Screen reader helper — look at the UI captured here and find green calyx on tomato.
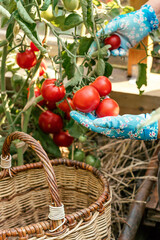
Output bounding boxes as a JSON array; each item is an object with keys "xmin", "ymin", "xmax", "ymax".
[
  {"xmin": 69, "ymin": 149, "xmax": 85, "ymax": 162},
  {"xmin": 62, "ymin": 0, "xmax": 80, "ymax": 11},
  {"xmin": 41, "ymin": 78, "xmax": 66, "ymax": 103}
]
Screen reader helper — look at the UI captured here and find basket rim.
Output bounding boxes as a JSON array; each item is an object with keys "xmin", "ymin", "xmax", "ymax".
[{"xmin": 0, "ymin": 158, "xmax": 111, "ymax": 239}]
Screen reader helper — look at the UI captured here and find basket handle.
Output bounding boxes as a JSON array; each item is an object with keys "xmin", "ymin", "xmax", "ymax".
[{"xmin": 1, "ymin": 131, "xmax": 62, "ymax": 207}]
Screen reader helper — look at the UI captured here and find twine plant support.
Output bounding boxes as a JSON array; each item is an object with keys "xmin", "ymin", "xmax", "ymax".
[{"xmin": 0, "ymin": 131, "xmax": 111, "ymax": 240}]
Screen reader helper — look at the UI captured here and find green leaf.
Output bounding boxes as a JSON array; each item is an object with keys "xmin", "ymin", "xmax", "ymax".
[
  {"xmin": 51, "ymin": 15, "xmax": 70, "ymax": 31},
  {"xmin": 108, "ymin": 8, "xmax": 120, "ymax": 19},
  {"xmin": 62, "ymin": 42, "xmax": 79, "ymax": 79},
  {"xmin": 91, "ymin": 45, "xmax": 111, "ymax": 58},
  {"xmin": 13, "ymin": 11, "xmax": 47, "ymax": 53},
  {"xmin": 6, "ymin": 17, "xmax": 15, "ymax": 45},
  {"xmin": 136, "ymin": 63, "xmax": 147, "ymax": 94},
  {"xmin": 64, "ymin": 13, "xmax": 83, "ymax": 28},
  {"xmin": 33, "ymin": 129, "xmax": 61, "ymax": 157},
  {"xmin": 17, "ymin": 0, "xmax": 35, "ymax": 24},
  {"xmin": 78, "ymin": 37, "xmax": 93, "ymax": 55},
  {"xmin": 80, "ymin": 0, "xmax": 93, "ymax": 33},
  {"xmin": 52, "ymin": 0, "xmax": 58, "ymax": 15},
  {"xmin": 104, "ymin": 62, "xmax": 113, "ymax": 77},
  {"xmin": 95, "ymin": 58, "xmax": 105, "ymax": 76},
  {"xmin": 40, "ymin": 0, "xmax": 51, "ymax": 11},
  {"xmin": 65, "ymin": 65, "xmax": 83, "ymax": 88},
  {"xmin": 69, "ymin": 122, "xmax": 88, "ymax": 138},
  {"xmin": 0, "ymin": 5, "xmax": 10, "ymax": 18}
]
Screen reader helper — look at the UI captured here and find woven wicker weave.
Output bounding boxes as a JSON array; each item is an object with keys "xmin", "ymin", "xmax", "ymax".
[{"xmin": 0, "ymin": 131, "xmax": 111, "ymax": 240}]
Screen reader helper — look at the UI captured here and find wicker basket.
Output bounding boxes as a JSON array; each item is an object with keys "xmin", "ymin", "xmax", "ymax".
[{"xmin": 0, "ymin": 131, "xmax": 111, "ymax": 240}]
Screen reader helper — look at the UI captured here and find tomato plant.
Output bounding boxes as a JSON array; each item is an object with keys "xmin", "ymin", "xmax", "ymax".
[
  {"xmin": 96, "ymin": 98, "xmax": 120, "ymax": 117},
  {"xmin": 0, "ymin": 0, "xmax": 135, "ymax": 166},
  {"xmin": 41, "ymin": 79, "xmax": 66, "ymax": 102},
  {"xmin": 53, "ymin": 131, "xmax": 74, "ymax": 147},
  {"xmin": 16, "ymin": 49, "xmax": 37, "ymax": 69},
  {"xmin": 91, "ymin": 76, "xmax": 112, "ymax": 96},
  {"xmin": 104, "ymin": 34, "xmax": 121, "ymax": 50},
  {"xmin": 58, "ymin": 98, "xmax": 75, "ymax": 113},
  {"xmin": 73, "ymin": 86, "xmax": 100, "ymax": 113},
  {"xmin": 39, "ymin": 110, "xmax": 63, "ymax": 133}
]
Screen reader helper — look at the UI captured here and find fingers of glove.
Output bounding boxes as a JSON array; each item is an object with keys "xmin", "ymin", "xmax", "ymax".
[
  {"xmin": 70, "ymin": 111, "xmax": 109, "ymax": 133},
  {"xmin": 86, "ymin": 113, "xmax": 97, "ymax": 120},
  {"xmin": 93, "ymin": 116, "xmax": 123, "ymax": 129}
]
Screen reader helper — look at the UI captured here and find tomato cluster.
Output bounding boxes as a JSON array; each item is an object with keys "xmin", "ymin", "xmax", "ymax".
[
  {"xmin": 16, "ymin": 42, "xmax": 47, "ymax": 77},
  {"xmin": 28, "ymin": 78, "xmax": 75, "ymax": 147},
  {"xmin": 73, "ymin": 76, "xmax": 120, "ymax": 117}
]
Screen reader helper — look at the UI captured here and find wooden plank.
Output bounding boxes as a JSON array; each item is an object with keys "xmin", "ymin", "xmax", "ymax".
[
  {"xmin": 130, "ymin": 0, "xmax": 147, "ymax": 9},
  {"xmin": 110, "ymin": 91, "xmax": 160, "ymax": 115}
]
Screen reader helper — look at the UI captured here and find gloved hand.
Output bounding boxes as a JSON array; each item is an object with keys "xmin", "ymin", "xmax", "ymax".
[
  {"xmin": 88, "ymin": 4, "xmax": 159, "ymax": 57},
  {"xmin": 70, "ymin": 111, "xmax": 158, "ymax": 140}
]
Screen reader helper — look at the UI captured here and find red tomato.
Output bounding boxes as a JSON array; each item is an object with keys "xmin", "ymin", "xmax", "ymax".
[
  {"xmin": 96, "ymin": 98, "xmax": 120, "ymax": 117},
  {"xmin": 27, "ymin": 86, "xmax": 45, "ymax": 106},
  {"xmin": 16, "ymin": 49, "xmax": 37, "ymax": 69},
  {"xmin": 41, "ymin": 79, "xmax": 66, "ymax": 103},
  {"xmin": 73, "ymin": 86, "xmax": 100, "ymax": 113},
  {"xmin": 91, "ymin": 76, "xmax": 112, "ymax": 96},
  {"xmin": 58, "ymin": 98, "xmax": 75, "ymax": 113},
  {"xmin": 30, "ymin": 42, "xmax": 40, "ymax": 52},
  {"xmin": 104, "ymin": 34, "xmax": 121, "ymax": 50},
  {"xmin": 45, "ymin": 101, "xmax": 57, "ymax": 110},
  {"xmin": 39, "ymin": 60, "xmax": 47, "ymax": 76},
  {"xmin": 39, "ymin": 110, "xmax": 63, "ymax": 134},
  {"xmin": 53, "ymin": 131, "xmax": 74, "ymax": 147}
]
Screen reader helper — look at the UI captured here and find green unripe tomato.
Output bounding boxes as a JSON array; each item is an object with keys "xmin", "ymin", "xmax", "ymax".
[
  {"xmin": 74, "ymin": 149, "xmax": 85, "ymax": 162},
  {"xmin": 78, "ymin": 135, "xmax": 87, "ymax": 143},
  {"xmin": 40, "ymin": 5, "xmax": 55, "ymax": 21},
  {"xmin": 62, "ymin": 0, "xmax": 80, "ymax": 11},
  {"xmin": 69, "ymin": 149, "xmax": 85, "ymax": 162},
  {"xmin": 85, "ymin": 155, "xmax": 96, "ymax": 167}
]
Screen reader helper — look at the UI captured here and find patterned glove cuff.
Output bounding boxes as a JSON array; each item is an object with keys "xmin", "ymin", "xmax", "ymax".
[
  {"xmin": 141, "ymin": 4, "xmax": 159, "ymax": 31},
  {"xmin": 143, "ymin": 114, "xmax": 158, "ymax": 140}
]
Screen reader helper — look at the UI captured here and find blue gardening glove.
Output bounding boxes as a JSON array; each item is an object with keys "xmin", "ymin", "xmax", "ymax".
[
  {"xmin": 88, "ymin": 4, "xmax": 159, "ymax": 57},
  {"xmin": 70, "ymin": 111, "xmax": 158, "ymax": 140}
]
